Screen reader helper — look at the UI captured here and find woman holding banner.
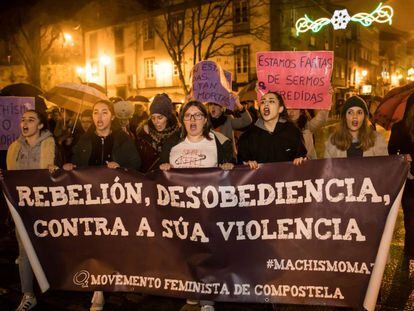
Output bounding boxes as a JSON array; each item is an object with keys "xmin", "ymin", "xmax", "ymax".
[
  {"xmin": 159, "ymin": 100, "xmax": 235, "ymax": 170},
  {"xmin": 324, "ymin": 96, "xmax": 387, "ymax": 158},
  {"xmin": 6, "ymin": 109, "xmax": 56, "ymax": 311},
  {"xmin": 237, "ymin": 91, "xmax": 307, "ymax": 168},
  {"xmin": 159, "ymin": 100, "xmax": 234, "ymax": 311},
  {"xmin": 388, "ymin": 92, "xmax": 414, "ymax": 259},
  {"xmin": 63, "ymin": 99, "xmax": 140, "ymax": 311}
]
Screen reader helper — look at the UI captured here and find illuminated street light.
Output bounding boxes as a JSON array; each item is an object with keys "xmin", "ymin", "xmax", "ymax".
[
  {"xmin": 361, "ymin": 70, "xmax": 368, "ymax": 78},
  {"xmin": 63, "ymin": 32, "xmax": 74, "ymax": 46},
  {"xmin": 76, "ymin": 66, "xmax": 84, "ymax": 76},
  {"xmin": 99, "ymin": 54, "xmax": 111, "ymax": 95},
  {"xmin": 154, "ymin": 61, "xmax": 173, "ymax": 87}
]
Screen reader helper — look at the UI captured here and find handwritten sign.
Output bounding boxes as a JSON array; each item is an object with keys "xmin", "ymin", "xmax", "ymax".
[
  {"xmin": 0, "ymin": 96, "xmax": 35, "ymax": 150},
  {"xmin": 256, "ymin": 51, "xmax": 333, "ymax": 109},
  {"xmin": 191, "ymin": 61, "xmax": 236, "ymax": 110}
]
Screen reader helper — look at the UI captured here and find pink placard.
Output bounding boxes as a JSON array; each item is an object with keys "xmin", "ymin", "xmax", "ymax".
[{"xmin": 256, "ymin": 51, "xmax": 333, "ymax": 109}]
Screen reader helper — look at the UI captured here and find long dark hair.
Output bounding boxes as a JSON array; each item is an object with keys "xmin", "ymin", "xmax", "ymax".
[
  {"xmin": 260, "ymin": 91, "xmax": 288, "ymax": 120},
  {"xmin": 330, "ymin": 108, "xmax": 376, "ymax": 151},
  {"xmin": 179, "ymin": 100, "xmax": 212, "ymax": 140}
]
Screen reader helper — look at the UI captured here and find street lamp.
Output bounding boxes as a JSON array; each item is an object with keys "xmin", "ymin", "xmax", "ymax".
[
  {"xmin": 63, "ymin": 33, "xmax": 74, "ymax": 46},
  {"xmin": 99, "ymin": 54, "xmax": 111, "ymax": 95}
]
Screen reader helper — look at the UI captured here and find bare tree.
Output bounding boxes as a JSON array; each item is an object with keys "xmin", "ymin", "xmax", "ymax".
[
  {"xmin": 0, "ymin": 0, "xmax": 83, "ymax": 87},
  {"xmin": 153, "ymin": 0, "xmax": 269, "ymax": 94}
]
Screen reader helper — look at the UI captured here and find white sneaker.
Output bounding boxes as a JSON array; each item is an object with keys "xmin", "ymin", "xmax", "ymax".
[
  {"xmin": 15, "ymin": 294, "xmax": 37, "ymax": 311},
  {"xmin": 200, "ymin": 305, "xmax": 215, "ymax": 311},
  {"xmin": 90, "ymin": 291, "xmax": 105, "ymax": 311}
]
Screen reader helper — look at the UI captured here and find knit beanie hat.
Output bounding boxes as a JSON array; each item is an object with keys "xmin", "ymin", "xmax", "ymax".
[
  {"xmin": 341, "ymin": 96, "xmax": 368, "ymax": 115},
  {"xmin": 150, "ymin": 93, "xmax": 174, "ymax": 119}
]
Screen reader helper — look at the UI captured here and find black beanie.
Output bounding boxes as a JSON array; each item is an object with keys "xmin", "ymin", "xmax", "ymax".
[
  {"xmin": 341, "ymin": 96, "xmax": 368, "ymax": 115},
  {"xmin": 150, "ymin": 93, "xmax": 174, "ymax": 119}
]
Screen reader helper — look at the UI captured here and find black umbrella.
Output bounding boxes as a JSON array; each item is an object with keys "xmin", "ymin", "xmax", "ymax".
[
  {"xmin": 127, "ymin": 95, "xmax": 150, "ymax": 103},
  {"xmin": 0, "ymin": 83, "xmax": 46, "ymax": 114}
]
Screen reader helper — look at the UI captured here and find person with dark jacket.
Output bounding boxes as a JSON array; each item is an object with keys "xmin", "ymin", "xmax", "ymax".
[
  {"xmin": 64, "ymin": 101, "xmax": 140, "ymax": 170},
  {"xmin": 237, "ymin": 91, "xmax": 307, "ymax": 168},
  {"xmin": 63, "ymin": 99, "xmax": 140, "ymax": 311},
  {"xmin": 136, "ymin": 93, "xmax": 180, "ymax": 172},
  {"xmin": 388, "ymin": 92, "xmax": 414, "ymax": 259}
]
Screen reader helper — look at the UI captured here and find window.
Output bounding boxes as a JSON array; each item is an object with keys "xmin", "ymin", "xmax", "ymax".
[
  {"xmin": 91, "ymin": 60, "xmax": 99, "ymax": 77},
  {"xmin": 143, "ymin": 20, "xmax": 154, "ymax": 41},
  {"xmin": 290, "ymin": 8, "xmax": 297, "ymax": 27},
  {"xmin": 233, "ymin": 0, "xmax": 249, "ymax": 24},
  {"xmin": 144, "ymin": 58, "xmax": 155, "ymax": 79},
  {"xmin": 89, "ymin": 33, "xmax": 98, "ymax": 59},
  {"xmin": 310, "ymin": 36, "xmax": 316, "ymax": 47},
  {"xmin": 116, "ymin": 56, "xmax": 125, "ymax": 74},
  {"xmin": 114, "ymin": 27, "xmax": 124, "ymax": 54},
  {"xmin": 234, "ymin": 45, "xmax": 249, "ymax": 83}
]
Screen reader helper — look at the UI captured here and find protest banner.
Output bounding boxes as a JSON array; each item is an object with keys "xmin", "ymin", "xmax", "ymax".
[
  {"xmin": 0, "ymin": 97, "xmax": 35, "ymax": 150},
  {"xmin": 256, "ymin": 51, "xmax": 334, "ymax": 109},
  {"xmin": 0, "ymin": 156, "xmax": 408, "ymax": 310},
  {"xmin": 191, "ymin": 61, "xmax": 236, "ymax": 110}
]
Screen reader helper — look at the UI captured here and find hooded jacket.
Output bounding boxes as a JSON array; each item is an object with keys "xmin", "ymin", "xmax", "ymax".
[
  {"xmin": 237, "ymin": 118, "xmax": 307, "ymax": 164},
  {"xmin": 7, "ymin": 130, "xmax": 56, "ymax": 170}
]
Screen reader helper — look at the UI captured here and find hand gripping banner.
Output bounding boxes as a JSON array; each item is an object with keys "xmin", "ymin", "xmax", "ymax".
[{"xmin": 0, "ymin": 156, "xmax": 408, "ymax": 310}]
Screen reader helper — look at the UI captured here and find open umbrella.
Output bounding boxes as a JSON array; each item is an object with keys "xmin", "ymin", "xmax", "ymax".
[
  {"xmin": 373, "ymin": 83, "xmax": 414, "ymax": 130},
  {"xmin": 0, "ymin": 83, "xmax": 47, "ymax": 114},
  {"xmin": 127, "ymin": 95, "xmax": 149, "ymax": 103},
  {"xmin": 43, "ymin": 82, "xmax": 108, "ymax": 113},
  {"xmin": 238, "ymin": 80, "xmax": 257, "ymax": 102}
]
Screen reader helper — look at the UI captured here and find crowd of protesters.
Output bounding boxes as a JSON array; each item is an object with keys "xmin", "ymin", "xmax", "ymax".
[{"xmin": 4, "ymin": 85, "xmax": 414, "ymax": 311}]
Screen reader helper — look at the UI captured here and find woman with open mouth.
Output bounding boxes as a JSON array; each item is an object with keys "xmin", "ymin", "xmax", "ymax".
[
  {"xmin": 324, "ymin": 95, "xmax": 387, "ymax": 158},
  {"xmin": 63, "ymin": 99, "xmax": 141, "ymax": 311},
  {"xmin": 237, "ymin": 91, "xmax": 307, "ymax": 169},
  {"xmin": 158, "ymin": 100, "xmax": 235, "ymax": 311},
  {"xmin": 6, "ymin": 109, "xmax": 56, "ymax": 311}
]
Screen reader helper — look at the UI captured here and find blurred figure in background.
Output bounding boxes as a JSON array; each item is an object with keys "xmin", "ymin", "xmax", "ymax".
[
  {"xmin": 287, "ymin": 109, "xmax": 329, "ymax": 159},
  {"xmin": 114, "ymin": 100, "xmax": 135, "ymax": 138},
  {"xmin": 388, "ymin": 92, "xmax": 414, "ymax": 260},
  {"xmin": 207, "ymin": 95, "xmax": 252, "ymax": 156}
]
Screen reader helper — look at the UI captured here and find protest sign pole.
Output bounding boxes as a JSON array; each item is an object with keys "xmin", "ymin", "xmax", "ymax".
[
  {"xmin": 3, "ymin": 194, "xmax": 50, "ymax": 292},
  {"xmin": 363, "ymin": 184, "xmax": 405, "ymax": 311}
]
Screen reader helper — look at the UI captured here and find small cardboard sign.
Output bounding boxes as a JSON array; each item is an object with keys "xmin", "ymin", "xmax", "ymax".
[
  {"xmin": 256, "ymin": 51, "xmax": 334, "ymax": 109},
  {"xmin": 0, "ymin": 96, "xmax": 35, "ymax": 150},
  {"xmin": 191, "ymin": 61, "xmax": 236, "ymax": 110}
]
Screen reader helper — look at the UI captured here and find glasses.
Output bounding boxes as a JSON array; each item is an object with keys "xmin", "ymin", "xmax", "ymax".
[{"xmin": 183, "ymin": 113, "xmax": 205, "ymax": 121}]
